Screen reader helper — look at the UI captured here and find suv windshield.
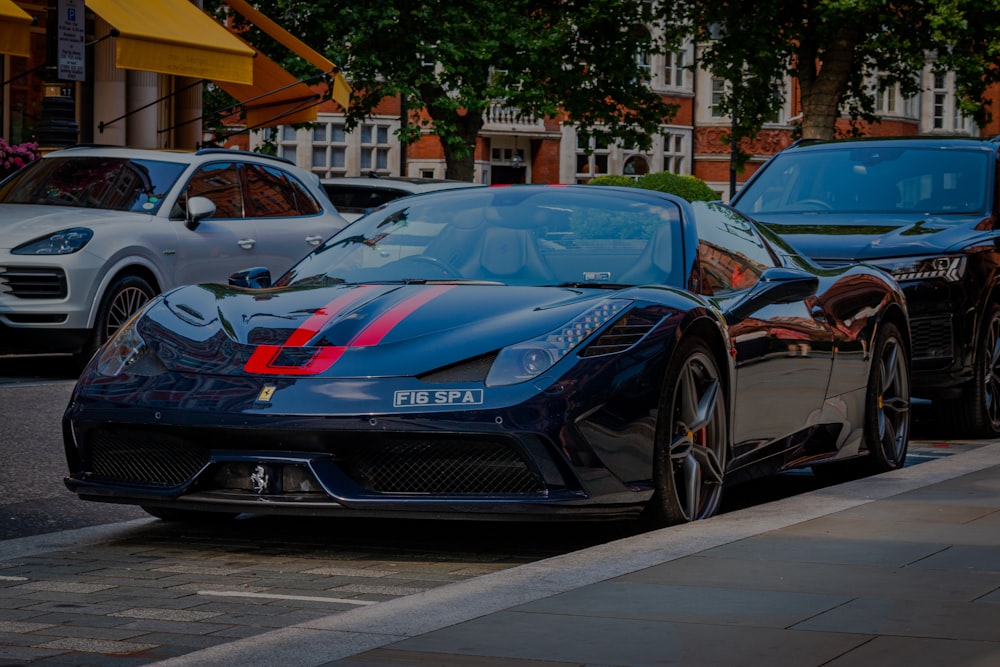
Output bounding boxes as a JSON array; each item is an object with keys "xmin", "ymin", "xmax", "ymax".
[
  {"xmin": 737, "ymin": 145, "xmax": 991, "ymax": 218},
  {"xmin": 0, "ymin": 155, "xmax": 187, "ymax": 214}
]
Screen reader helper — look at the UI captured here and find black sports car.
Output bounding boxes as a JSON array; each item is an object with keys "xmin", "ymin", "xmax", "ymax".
[{"xmin": 63, "ymin": 185, "xmax": 912, "ymax": 526}]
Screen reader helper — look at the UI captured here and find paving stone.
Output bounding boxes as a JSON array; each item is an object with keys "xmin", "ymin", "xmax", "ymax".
[
  {"xmin": 33, "ymin": 636, "xmax": 160, "ymax": 655},
  {"xmin": 109, "ymin": 607, "xmax": 223, "ymax": 622},
  {"xmin": 0, "ymin": 619, "xmax": 57, "ymax": 633}
]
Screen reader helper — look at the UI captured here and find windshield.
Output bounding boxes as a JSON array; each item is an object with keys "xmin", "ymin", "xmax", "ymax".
[
  {"xmin": 277, "ymin": 186, "xmax": 683, "ymax": 288},
  {"xmin": 737, "ymin": 145, "xmax": 991, "ymax": 217},
  {"xmin": 0, "ymin": 155, "xmax": 188, "ymax": 214}
]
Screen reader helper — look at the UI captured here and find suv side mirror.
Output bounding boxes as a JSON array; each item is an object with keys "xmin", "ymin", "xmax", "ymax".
[{"xmin": 185, "ymin": 196, "xmax": 216, "ymax": 230}]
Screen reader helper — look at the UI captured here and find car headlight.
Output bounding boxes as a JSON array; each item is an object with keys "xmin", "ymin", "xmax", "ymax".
[
  {"xmin": 486, "ymin": 300, "xmax": 631, "ymax": 387},
  {"xmin": 95, "ymin": 316, "xmax": 148, "ymax": 377},
  {"xmin": 868, "ymin": 255, "xmax": 966, "ymax": 283},
  {"xmin": 12, "ymin": 227, "xmax": 93, "ymax": 255}
]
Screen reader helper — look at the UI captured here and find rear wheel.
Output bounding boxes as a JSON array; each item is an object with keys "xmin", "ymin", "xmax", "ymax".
[
  {"xmin": 642, "ymin": 338, "xmax": 727, "ymax": 528},
  {"xmin": 75, "ymin": 275, "xmax": 156, "ymax": 367},
  {"xmin": 861, "ymin": 321, "xmax": 911, "ymax": 473},
  {"xmin": 813, "ymin": 321, "xmax": 910, "ymax": 482},
  {"xmin": 952, "ymin": 305, "xmax": 1000, "ymax": 437}
]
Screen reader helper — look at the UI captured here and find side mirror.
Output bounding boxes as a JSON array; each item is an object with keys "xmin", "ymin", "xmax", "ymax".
[
  {"xmin": 725, "ymin": 267, "xmax": 819, "ymax": 324},
  {"xmin": 185, "ymin": 196, "xmax": 216, "ymax": 230},
  {"xmin": 229, "ymin": 267, "xmax": 272, "ymax": 289}
]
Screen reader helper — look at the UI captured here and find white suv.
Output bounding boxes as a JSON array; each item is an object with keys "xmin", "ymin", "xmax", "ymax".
[{"xmin": 0, "ymin": 145, "xmax": 346, "ymax": 363}]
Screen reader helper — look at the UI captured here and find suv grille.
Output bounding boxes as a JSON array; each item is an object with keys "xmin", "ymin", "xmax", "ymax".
[
  {"xmin": 910, "ymin": 315, "xmax": 954, "ymax": 362},
  {"xmin": 0, "ymin": 267, "xmax": 68, "ymax": 299}
]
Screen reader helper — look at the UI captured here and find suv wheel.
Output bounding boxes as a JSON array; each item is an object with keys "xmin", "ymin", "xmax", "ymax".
[
  {"xmin": 75, "ymin": 275, "xmax": 156, "ymax": 368},
  {"xmin": 952, "ymin": 304, "xmax": 1000, "ymax": 437}
]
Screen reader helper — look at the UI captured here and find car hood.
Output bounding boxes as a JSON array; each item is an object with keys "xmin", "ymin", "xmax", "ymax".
[
  {"xmin": 750, "ymin": 211, "xmax": 995, "ymax": 262},
  {"xmin": 0, "ymin": 204, "xmax": 141, "ymax": 247},
  {"xmin": 138, "ymin": 282, "xmax": 632, "ymax": 378}
]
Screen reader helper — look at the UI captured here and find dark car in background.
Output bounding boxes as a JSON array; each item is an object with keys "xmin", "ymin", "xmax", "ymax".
[
  {"xmin": 731, "ymin": 136, "xmax": 1000, "ymax": 436},
  {"xmin": 322, "ymin": 176, "xmax": 482, "ymax": 221},
  {"xmin": 64, "ymin": 186, "xmax": 910, "ymax": 527}
]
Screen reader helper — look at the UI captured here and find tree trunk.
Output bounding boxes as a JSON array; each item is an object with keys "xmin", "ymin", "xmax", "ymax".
[
  {"xmin": 440, "ymin": 110, "xmax": 484, "ymax": 182},
  {"xmin": 421, "ymin": 81, "xmax": 485, "ymax": 182},
  {"xmin": 796, "ymin": 28, "xmax": 861, "ymax": 141}
]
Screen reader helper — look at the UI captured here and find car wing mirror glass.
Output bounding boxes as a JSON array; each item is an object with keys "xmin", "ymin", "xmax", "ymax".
[
  {"xmin": 724, "ymin": 267, "xmax": 819, "ymax": 323},
  {"xmin": 185, "ymin": 196, "xmax": 216, "ymax": 230}
]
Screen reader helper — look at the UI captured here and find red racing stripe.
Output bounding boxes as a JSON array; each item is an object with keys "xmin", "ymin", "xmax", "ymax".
[
  {"xmin": 244, "ymin": 284, "xmax": 454, "ymax": 375},
  {"xmin": 351, "ymin": 285, "xmax": 454, "ymax": 347}
]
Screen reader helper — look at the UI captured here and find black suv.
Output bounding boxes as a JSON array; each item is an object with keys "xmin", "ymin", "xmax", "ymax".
[{"xmin": 731, "ymin": 136, "xmax": 1000, "ymax": 436}]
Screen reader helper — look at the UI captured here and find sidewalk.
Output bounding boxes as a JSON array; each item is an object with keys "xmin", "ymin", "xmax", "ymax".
[{"xmin": 150, "ymin": 442, "xmax": 1000, "ymax": 667}]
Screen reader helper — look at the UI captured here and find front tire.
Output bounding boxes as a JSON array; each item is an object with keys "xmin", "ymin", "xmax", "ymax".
[{"xmin": 642, "ymin": 338, "xmax": 727, "ymax": 528}]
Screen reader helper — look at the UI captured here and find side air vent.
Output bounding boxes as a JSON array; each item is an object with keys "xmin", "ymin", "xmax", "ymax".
[{"xmin": 580, "ymin": 314, "xmax": 654, "ymax": 357}]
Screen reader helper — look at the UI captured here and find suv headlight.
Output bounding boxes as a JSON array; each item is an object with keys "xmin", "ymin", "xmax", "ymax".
[
  {"xmin": 868, "ymin": 255, "xmax": 966, "ymax": 283},
  {"xmin": 12, "ymin": 227, "xmax": 93, "ymax": 255},
  {"xmin": 486, "ymin": 300, "xmax": 631, "ymax": 387}
]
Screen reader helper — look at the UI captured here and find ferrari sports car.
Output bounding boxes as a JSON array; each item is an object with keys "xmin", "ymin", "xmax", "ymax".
[{"xmin": 63, "ymin": 185, "xmax": 912, "ymax": 527}]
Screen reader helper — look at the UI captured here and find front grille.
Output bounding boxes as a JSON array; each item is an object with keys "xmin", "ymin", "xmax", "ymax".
[
  {"xmin": 86, "ymin": 427, "xmax": 209, "ymax": 487},
  {"xmin": 910, "ymin": 315, "xmax": 954, "ymax": 362},
  {"xmin": 77, "ymin": 425, "xmax": 546, "ymax": 496},
  {"xmin": 343, "ymin": 438, "xmax": 544, "ymax": 495},
  {"xmin": 0, "ymin": 267, "xmax": 68, "ymax": 298}
]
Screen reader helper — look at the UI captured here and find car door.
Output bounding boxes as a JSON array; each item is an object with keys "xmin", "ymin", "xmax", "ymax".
[
  {"xmin": 242, "ymin": 163, "xmax": 337, "ymax": 275},
  {"xmin": 693, "ymin": 206, "xmax": 834, "ymax": 462},
  {"xmin": 170, "ymin": 161, "xmax": 262, "ymax": 286}
]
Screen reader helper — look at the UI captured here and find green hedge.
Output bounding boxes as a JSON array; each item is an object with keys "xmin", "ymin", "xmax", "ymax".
[{"xmin": 588, "ymin": 172, "xmax": 717, "ymax": 202}]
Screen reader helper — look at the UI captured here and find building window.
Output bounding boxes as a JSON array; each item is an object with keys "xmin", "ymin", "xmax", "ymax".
[
  {"xmin": 662, "ymin": 131, "xmax": 687, "ymax": 173},
  {"xmin": 575, "ymin": 134, "xmax": 610, "ymax": 183},
  {"xmin": 710, "ymin": 78, "xmax": 727, "ymax": 118},
  {"xmin": 308, "ymin": 121, "xmax": 348, "ymax": 177},
  {"xmin": 930, "ymin": 72, "xmax": 969, "ymax": 132},
  {"xmin": 634, "ymin": 26, "xmax": 652, "ymax": 84},
  {"xmin": 877, "ymin": 77, "xmax": 897, "ymax": 114},
  {"xmin": 623, "ymin": 155, "xmax": 649, "ymax": 178},
  {"xmin": 664, "ymin": 49, "xmax": 689, "ymax": 90},
  {"xmin": 360, "ymin": 122, "xmax": 391, "ymax": 174}
]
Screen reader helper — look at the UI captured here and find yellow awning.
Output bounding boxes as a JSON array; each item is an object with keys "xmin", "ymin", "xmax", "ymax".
[
  {"xmin": 225, "ymin": 0, "xmax": 351, "ymax": 109},
  {"xmin": 0, "ymin": 0, "xmax": 32, "ymax": 58},
  {"xmin": 86, "ymin": 0, "xmax": 254, "ymax": 84},
  {"xmin": 216, "ymin": 48, "xmax": 320, "ymax": 128}
]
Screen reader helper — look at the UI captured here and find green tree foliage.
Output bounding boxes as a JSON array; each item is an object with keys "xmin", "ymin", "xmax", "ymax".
[
  {"xmin": 223, "ymin": 0, "xmax": 677, "ymax": 181},
  {"xmin": 660, "ymin": 0, "xmax": 1000, "ymax": 154},
  {"xmin": 589, "ymin": 172, "xmax": 717, "ymax": 201}
]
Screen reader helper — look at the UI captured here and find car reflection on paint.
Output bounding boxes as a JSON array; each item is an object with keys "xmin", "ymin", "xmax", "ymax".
[{"xmin": 63, "ymin": 185, "xmax": 912, "ymax": 528}]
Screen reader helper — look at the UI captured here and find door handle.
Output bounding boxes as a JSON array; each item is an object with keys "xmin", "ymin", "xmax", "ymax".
[
  {"xmin": 305, "ymin": 235, "xmax": 324, "ymax": 246},
  {"xmin": 238, "ymin": 238, "xmax": 256, "ymax": 250}
]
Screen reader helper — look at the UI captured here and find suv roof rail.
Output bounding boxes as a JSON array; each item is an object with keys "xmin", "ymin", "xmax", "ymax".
[
  {"xmin": 988, "ymin": 135, "xmax": 1000, "ymax": 144},
  {"xmin": 195, "ymin": 147, "xmax": 295, "ymax": 165}
]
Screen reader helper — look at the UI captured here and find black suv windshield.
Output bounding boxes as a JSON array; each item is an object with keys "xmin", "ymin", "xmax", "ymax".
[
  {"xmin": 737, "ymin": 145, "xmax": 991, "ymax": 217},
  {"xmin": 0, "ymin": 156, "xmax": 187, "ymax": 214}
]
